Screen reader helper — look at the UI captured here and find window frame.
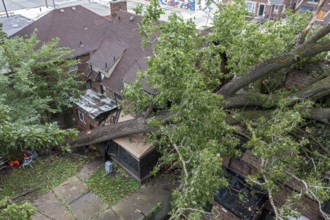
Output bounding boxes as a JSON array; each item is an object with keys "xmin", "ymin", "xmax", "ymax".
[
  {"xmin": 246, "ymin": 1, "xmax": 256, "ymax": 13},
  {"xmin": 77, "ymin": 110, "xmax": 85, "ymax": 123}
]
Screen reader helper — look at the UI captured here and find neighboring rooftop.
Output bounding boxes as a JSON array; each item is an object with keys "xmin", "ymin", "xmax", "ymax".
[
  {"xmin": 0, "ymin": 14, "xmax": 32, "ymax": 36},
  {"xmin": 97, "ymin": 11, "xmax": 153, "ymax": 94},
  {"xmin": 12, "ymin": 5, "xmax": 111, "ymax": 57}
]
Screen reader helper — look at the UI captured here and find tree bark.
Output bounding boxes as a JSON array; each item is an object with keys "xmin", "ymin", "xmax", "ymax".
[
  {"xmin": 304, "ymin": 107, "xmax": 330, "ymax": 124},
  {"xmin": 73, "ymin": 111, "xmax": 173, "ymax": 147},
  {"xmin": 72, "ymin": 106, "xmax": 330, "ymax": 148},
  {"xmin": 296, "ymin": 75, "xmax": 330, "ymax": 99},
  {"xmin": 73, "ymin": 118, "xmax": 156, "ymax": 148}
]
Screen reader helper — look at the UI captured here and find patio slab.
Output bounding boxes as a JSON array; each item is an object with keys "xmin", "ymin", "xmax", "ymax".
[
  {"xmin": 96, "ymin": 208, "xmax": 120, "ymax": 220},
  {"xmin": 53, "ymin": 176, "xmax": 88, "ymax": 204},
  {"xmin": 111, "ymin": 175, "xmax": 174, "ymax": 220},
  {"xmin": 70, "ymin": 192, "xmax": 107, "ymax": 220},
  {"xmin": 31, "ymin": 212, "xmax": 51, "ymax": 220},
  {"xmin": 33, "ymin": 191, "xmax": 74, "ymax": 220},
  {"xmin": 76, "ymin": 159, "xmax": 103, "ymax": 182}
]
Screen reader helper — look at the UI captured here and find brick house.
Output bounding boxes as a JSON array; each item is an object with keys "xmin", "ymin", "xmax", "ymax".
[
  {"xmin": 246, "ymin": 0, "xmax": 330, "ymax": 22},
  {"xmin": 12, "ymin": 3, "xmax": 154, "ymax": 131},
  {"xmin": 13, "ymin": 4, "xmax": 159, "ymax": 181},
  {"xmin": 245, "ymin": 0, "xmax": 298, "ymax": 20}
]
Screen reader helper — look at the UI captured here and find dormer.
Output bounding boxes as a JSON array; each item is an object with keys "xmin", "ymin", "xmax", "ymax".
[{"xmin": 88, "ymin": 39, "xmax": 128, "ymax": 79}]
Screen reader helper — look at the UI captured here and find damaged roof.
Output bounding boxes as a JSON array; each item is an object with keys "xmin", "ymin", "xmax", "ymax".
[{"xmin": 76, "ymin": 89, "xmax": 117, "ymax": 119}]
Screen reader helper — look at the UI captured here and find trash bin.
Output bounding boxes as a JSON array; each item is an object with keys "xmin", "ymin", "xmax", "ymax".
[{"xmin": 105, "ymin": 161, "xmax": 112, "ymax": 174}]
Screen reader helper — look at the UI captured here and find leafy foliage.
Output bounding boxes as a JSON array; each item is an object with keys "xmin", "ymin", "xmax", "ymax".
[
  {"xmin": 0, "ymin": 198, "xmax": 36, "ymax": 220},
  {"xmin": 0, "ymin": 33, "xmax": 82, "ymax": 154},
  {"xmin": 0, "ymin": 23, "xmax": 6, "ymax": 43},
  {"xmin": 245, "ymin": 100, "xmax": 330, "ymax": 215}
]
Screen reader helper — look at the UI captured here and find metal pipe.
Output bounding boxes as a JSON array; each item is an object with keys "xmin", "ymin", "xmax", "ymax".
[{"xmin": 1, "ymin": 0, "xmax": 9, "ymax": 17}]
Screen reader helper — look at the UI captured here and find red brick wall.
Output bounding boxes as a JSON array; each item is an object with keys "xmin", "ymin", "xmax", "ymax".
[
  {"xmin": 73, "ymin": 106, "xmax": 99, "ymax": 131},
  {"xmin": 77, "ymin": 53, "xmax": 91, "ymax": 73}
]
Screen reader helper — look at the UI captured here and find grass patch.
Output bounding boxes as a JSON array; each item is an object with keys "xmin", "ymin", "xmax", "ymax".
[
  {"xmin": 86, "ymin": 163, "xmax": 140, "ymax": 206},
  {"xmin": 0, "ymin": 155, "xmax": 86, "ymax": 202}
]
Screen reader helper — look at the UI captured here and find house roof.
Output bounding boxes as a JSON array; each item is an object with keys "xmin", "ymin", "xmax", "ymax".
[
  {"xmin": 12, "ymin": 7, "xmax": 154, "ymax": 95},
  {"xmin": 113, "ymin": 113, "xmax": 155, "ymax": 160},
  {"xmin": 123, "ymin": 58, "xmax": 156, "ymax": 95},
  {"xmin": 12, "ymin": 5, "xmax": 111, "ymax": 57},
  {"xmin": 271, "ymin": 184, "xmax": 325, "ymax": 220},
  {"xmin": 98, "ymin": 11, "xmax": 154, "ymax": 94},
  {"xmin": 75, "ymin": 89, "xmax": 117, "ymax": 119}
]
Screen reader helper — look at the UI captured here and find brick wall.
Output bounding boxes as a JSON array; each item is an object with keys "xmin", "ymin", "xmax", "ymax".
[
  {"xmin": 73, "ymin": 106, "xmax": 99, "ymax": 131},
  {"xmin": 110, "ymin": 0, "xmax": 127, "ymax": 17}
]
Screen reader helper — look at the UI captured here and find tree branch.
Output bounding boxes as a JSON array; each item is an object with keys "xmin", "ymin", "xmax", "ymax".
[
  {"xmin": 286, "ymin": 171, "xmax": 330, "ymax": 220},
  {"xmin": 217, "ymin": 31, "xmax": 330, "ymax": 97},
  {"xmin": 296, "ymin": 0, "xmax": 327, "ymax": 46},
  {"xmin": 295, "ymin": 75, "xmax": 330, "ymax": 99}
]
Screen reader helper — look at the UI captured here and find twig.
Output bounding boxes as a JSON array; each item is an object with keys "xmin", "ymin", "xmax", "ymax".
[
  {"xmin": 296, "ymin": 0, "xmax": 327, "ymax": 46},
  {"xmin": 286, "ymin": 171, "xmax": 330, "ymax": 219},
  {"xmin": 12, "ymin": 187, "xmax": 40, "ymax": 201}
]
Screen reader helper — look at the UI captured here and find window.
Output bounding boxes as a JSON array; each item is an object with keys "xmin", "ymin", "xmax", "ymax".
[
  {"xmin": 246, "ymin": 2, "xmax": 256, "ymax": 13},
  {"xmin": 77, "ymin": 110, "xmax": 85, "ymax": 123},
  {"xmin": 86, "ymin": 80, "xmax": 91, "ymax": 90},
  {"xmin": 308, "ymin": 0, "xmax": 319, "ymax": 3},
  {"xmin": 68, "ymin": 64, "xmax": 78, "ymax": 74},
  {"xmin": 274, "ymin": 5, "xmax": 279, "ymax": 13}
]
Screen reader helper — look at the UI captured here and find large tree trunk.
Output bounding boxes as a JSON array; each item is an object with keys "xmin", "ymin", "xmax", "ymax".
[
  {"xmin": 72, "ymin": 107, "xmax": 330, "ymax": 147},
  {"xmin": 73, "ymin": 118, "xmax": 155, "ymax": 147},
  {"xmin": 73, "ymin": 111, "xmax": 173, "ymax": 147}
]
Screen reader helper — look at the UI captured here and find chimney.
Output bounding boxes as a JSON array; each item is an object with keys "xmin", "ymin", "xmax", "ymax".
[{"xmin": 110, "ymin": 0, "xmax": 127, "ymax": 17}]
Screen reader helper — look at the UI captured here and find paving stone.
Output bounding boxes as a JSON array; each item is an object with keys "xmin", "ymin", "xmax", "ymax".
[
  {"xmin": 112, "ymin": 175, "xmax": 174, "ymax": 220},
  {"xmin": 53, "ymin": 176, "xmax": 88, "ymax": 204},
  {"xmin": 76, "ymin": 159, "xmax": 103, "ymax": 182},
  {"xmin": 96, "ymin": 208, "xmax": 120, "ymax": 220},
  {"xmin": 31, "ymin": 212, "xmax": 52, "ymax": 220},
  {"xmin": 70, "ymin": 192, "xmax": 107, "ymax": 220},
  {"xmin": 33, "ymin": 192, "xmax": 74, "ymax": 220}
]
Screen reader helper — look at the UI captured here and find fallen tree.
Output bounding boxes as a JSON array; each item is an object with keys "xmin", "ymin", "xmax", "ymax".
[{"xmin": 73, "ymin": 0, "xmax": 330, "ymax": 219}]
